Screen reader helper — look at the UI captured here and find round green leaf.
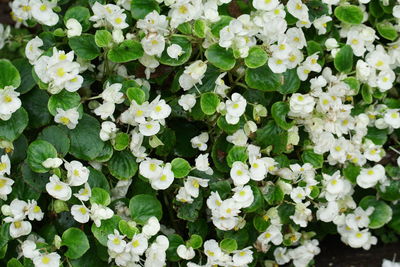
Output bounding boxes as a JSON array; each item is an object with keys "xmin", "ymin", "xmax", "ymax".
[
  {"xmin": 379, "ymin": 180, "xmax": 400, "ymax": 201},
  {"xmin": 87, "ymin": 166, "xmax": 110, "ymax": 191},
  {"xmin": 27, "ymin": 140, "xmax": 58, "ymax": 173},
  {"xmin": 171, "ymin": 158, "xmax": 191, "ymax": 178},
  {"xmin": 301, "ymin": 150, "xmax": 324, "ymax": 169},
  {"xmin": 131, "ymin": 0, "xmax": 160, "ymax": 20},
  {"xmin": 187, "ymin": 234, "xmax": 203, "ymax": 249},
  {"xmin": 21, "ymin": 88, "xmax": 51, "ymax": 129},
  {"xmin": 166, "ymin": 234, "xmax": 184, "ymax": 262},
  {"xmin": 253, "ymin": 215, "xmax": 269, "ymax": 232},
  {"xmin": 126, "ymin": 87, "xmax": 145, "ymax": 105},
  {"xmin": 37, "ymin": 126, "xmax": 70, "ymax": 157},
  {"xmin": 113, "ymin": 132, "xmax": 130, "ymax": 151},
  {"xmin": 359, "ymin": 196, "xmax": 393, "ymax": 229},
  {"xmin": 0, "ymin": 59, "xmax": 21, "ymax": 89},
  {"xmin": 243, "ymin": 185, "xmax": 263, "ymax": 213},
  {"xmin": 334, "ymin": 45, "xmax": 353, "ymax": 73},
  {"xmin": 220, "ymin": 238, "xmax": 237, "ymax": 253},
  {"xmin": 118, "ymin": 220, "xmax": 139, "ymax": 239},
  {"xmin": 108, "ymin": 150, "xmax": 138, "ymax": 180},
  {"xmin": 200, "ymin": 92, "xmax": 220, "ymax": 115},
  {"xmin": 277, "ymin": 69, "xmax": 301, "ymax": 94},
  {"xmin": 61, "ymin": 228, "xmax": 90, "ymax": 259},
  {"xmin": 334, "ymin": 5, "xmax": 363, "ymax": 25},
  {"xmin": 95, "ymin": 30, "xmax": 113, "ymax": 48},
  {"xmin": 193, "ymin": 20, "xmax": 207, "ymax": 38},
  {"xmin": 68, "ymin": 114, "xmax": 105, "ymax": 161},
  {"xmin": 205, "ymin": 44, "xmax": 236, "ymax": 71},
  {"xmin": 90, "ymin": 187, "xmax": 111, "ymax": 206},
  {"xmin": 377, "ymin": 21, "xmax": 398, "ymax": 41},
  {"xmin": 245, "ymin": 46, "xmax": 268, "ymax": 69},
  {"xmin": 159, "ymin": 35, "xmax": 192, "ymax": 66},
  {"xmin": 108, "ymin": 40, "xmax": 144, "ymax": 63},
  {"xmin": 245, "ymin": 64, "xmax": 281, "ymax": 91},
  {"xmin": 226, "ymin": 146, "xmax": 248, "ymax": 167},
  {"xmin": 0, "ymin": 107, "xmax": 28, "ymax": 142},
  {"xmin": 68, "ymin": 34, "xmax": 100, "ymax": 60},
  {"xmin": 129, "ymin": 194, "xmax": 163, "ymax": 224},
  {"xmin": 12, "ymin": 58, "xmax": 35, "ymax": 94},
  {"xmin": 48, "ymin": 90, "xmax": 82, "ymax": 116}
]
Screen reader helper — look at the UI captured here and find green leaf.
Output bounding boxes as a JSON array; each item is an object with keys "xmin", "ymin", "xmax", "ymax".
[
  {"xmin": 95, "ymin": 30, "xmax": 113, "ymax": 48},
  {"xmin": 256, "ymin": 121, "xmax": 288, "ymax": 154},
  {"xmin": 379, "ymin": 180, "xmax": 400, "ymax": 201},
  {"xmin": 271, "ymin": 101, "xmax": 293, "ymax": 130},
  {"xmin": 21, "ymin": 88, "xmax": 51, "ymax": 129},
  {"xmin": 113, "ymin": 133, "xmax": 130, "ymax": 151},
  {"xmin": 27, "ymin": 140, "xmax": 58, "ymax": 173},
  {"xmin": 187, "ymin": 234, "xmax": 203, "ymax": 249},
  {"xmin": 301, "ymin": 150, "xmax": 324, "ymax": 168},
  {"xmin": 334, "ymin": 45, "xmax": 353, "ymax": 73},
  {"xmin": 90, "ymin": 188, "xmax": 111, "ymax": 206},
  {"xmin": 171, "ymin": 158, "xmax": 191, "ymax": 178},
  {"xmin": 126, "ymin": 87, "xmax": 145, "ymax": 105},
  {"xmin": 129, "ymin": 194, "xmax": 163, "ymax": 224},
  {"xmin": 209, "ymin": 180, "xmax": 231, "ymax": 199},
  {"xmin": 108, "ymin": 150, "xmax": 138, "ymax": 180},
  {"xmin": 68, "ymin": 34, "xmax": 100, "ymax": 60},
  {"xmin": 389, "ymin": 204, "xmax": 400, "ymax": 233},
  {"xmin": 0, "ymin": 59, "xmax": 20, "ymax": 88},
  {"xmin": 359, "ymin": 196, "xmax": 392, "ymax": 229},
  {"xmin": 343, "ymin": 163, "xmax": 360, "ymax": 184},
  {"xmin": 253, "ymin": 215, "xmax": 269, "ymax": 232},
  {"xmin": 108, "ymin": 40, "xmax": 144, "ymax": 63},
  {"xmin": 159, "ymin": 35, "xmax": 192, "ymax": 66},
  {"xmin": 365, "ymin": 127, "xmax": 388, "ymax": 145},
  {"xmin": 343, "ymin": 77, "xmax": 360, "ymax": 94},
  {"xmin": 263, "ymin": 184, "xmax": 284, "ymax": 205},
  {"xmin": 205, "ymin": 44, "xmax": 236, "ymax": 71},
  {"xmin": 0, "ymin": 107, "xmax": 28, "ymax": 142},
  {"xmin": 334, "ymin": 5, "xmax": 363, "ymax": 25},
  {"xmin": 12, "ymin": 58, "xmax": 34, "ymax": 94},
  {"xmin": 245, "ymin": 64, "xmax": 281, "ymax": 91},
  {"xmin": 226, "ymin": 146, "xmax": 248, "ymax": 167},
  {"xmin": 361, "ymin": 84, "xmax": 373, "ymax": 104},
  {"xmin": 118, "ymin": 220, "xmax": 139, "ymax": 239},
  {"xmin": 200, "ymin": 92, "xmax": 220, "ymax": 115},
  {"xmin": 88, "ymin": 167, "xmax": 110, "ymax": 191},
  {"xmin": 277, "ymin": 69, "xmax": 301, "ymax": 95},
  {"xmin": 64, "ymin": 6, "xmax": 91, "ymax": 32},
  {"xmin": 193, "ymin": 20, "xmax": 207, "ymax": 38},
  {"xmin": 307, "ymin": 0, "xmax": 329, "ymax": 21},
  {"xmin": 131, "ymin": 0, "xmax": 160, "ymax": 19},
  {"xmin": 68, "ymin": 114, "xmax": 105, "ymax": 161},
  {"xmin": 62, "ymin": 228, "xmax": 90, "ymax": 259},
  {"xmin": 91, "ymin": 216, "xmax": 121, "ymax": 246},
  {"xmin": 220, "ymin": 238, "xmax": 237, "ymax": 253},
  {"xmin": 377, "ymin": 21, "xmax": 398, "ymax": 41},
  {"xmin": 48, "ymin": 90, "xmax": 82, "ymax": 116},
  {"xmin": 210, "ymin": 16, "xmax": 233, "ymax": 37},
  {"xmin": 7, "ymin": 258, "xmax": 23, "ymax": 267},
  {"xmin": 245, "ymin": 46, "xmax": 268, "ymax": 69},
  {"xmin": 177, "ymin": 22, "xmax": 192, "ymax": 34},
  {"xmin": 37, "ymin": 126, "xmax": 70, "ymax": 157}
]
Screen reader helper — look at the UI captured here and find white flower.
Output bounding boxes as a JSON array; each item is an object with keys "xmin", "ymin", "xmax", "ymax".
[
  {"xmin": 356, "ymin": 164, "xmax": 386, "ymax": 189},
  {"xmin": 142, "ymin": 216, "xmax": 160, "ymax": 237},
  {"xmin": 139, "ymin": 159, "xmax": 163, "ymax": 180},
  {"xmin": 102, "ymin": 83, "xmax": 125, "ymax": 104},
  {"xmin": 167, "ymin": 44, "xmax": 184, "ymax": 59},
  {"xmin": 0, "ymin": 154, "xmax": 11, "ymax": 176},
  {"xmin": 184, "ymin": 176, "xmax": 209, "ymax": 198},
  {"xmin": 100, "ymin": 121, "xmax": 118, "ymax": 141},
  {"xmin": 0, "ymin": 24, "xmax": 10, "ymax": 50},
  {"xmin": 290, "ymin": 187, "xmax": 308, "ymax": 203},
  {"xmin": 257, "ymin": 225, "xmax": 283, "ymax": 246},
  {"xmin": 21, "ymin": 240, "xmax": 39, "ymax": 259},
  {"xmin": 141, "ymin": 33, "xmax": 165, "ymax": 57},
  {"xmin": 54, "ymin": 107, "xmax": 80, "ymax": 129},
  {"xmin": 232, "ymin": 247, "xmax": 253, "ymax": 266},
  {"xmin": 45, "ymin": 175, "xmax": 72, "ymax": 201},
  {"xmin": 252, "ymin": 0, "xmax": 279, "ymax": 11},
  {"xmin": 9, "ymin": 220, "xmax": 32, "ymax": 238},
  {"xmin": 66, "ymin": 18, "xmax": 82, "ymax": 37},
  {"xmin": 289, "ymin": 93, "xmax": 315, "ymax": 117},
  {"xmin": 191, "ymin": 132, "xmax": 209, "ymax": 151},
  {"xmin": 71, "ymin": 204, "xmax": 90, "ymax": 223},
  {"xmin": 232, "ymin": 185, "xmax": 254, "ymax": 208},
  {"xmin": 136, "ymin": 11, "xmax": 169, "ymax": 35},
  {"xmin": 230, "ymin": 161, "xmax": 250, "ymax": 186},
  {"xmin": 107, "ymin": 230, "xmax": 126, "ymax": 253},
  {"xmin": 65, "ymin": 160, "xmax": 90, "ymax": 186},
  {"xmin": 313, "ymin": 15, "xmax": 331, "ymax": 35},
  {"xmin": 0, "ymin": 86, "xmax": 21, "ymax": 120},
  {"xmin": 90, "ymin": 203, "xmax": 114, "ymax": 227},
  {"xmin": 203, "ymin": 239, "xmax": 223, "ymax": 261},
  {"xmin": 30, "ymin": 0, "xmax": 59, "ymax": 26},
  {"xmin": 384, "ymin": 109, "xmax": 400, "ymax": 128},
  {"xmin": 42, "ymin": 157, "xmax": 63, "ymax": 169},
  {"xmin": 347, "ymin": 229, "xmax": 377, "ymax": 249},
  {"xmin": 226, "ymin": 93, "xmax": 247, "ymax": 124},
  {"xmin": 177, "ymin": 244, "xmax": 195, "ymax": 260},
  {"xmin": 150, "ymin": 163, "xmax": 174, "ymax": 190},
  {"xmin": 149, "ymin": 96, "xmax": 171, "ymax": 120},
  {"xmin": 227, "ymin": 129, "xmax": 248, "ymax": 147},
  {"xmin": 179, "ymin": 60, "xmax": 207, "ymax": 90},
  {"xmin": 195, "ymin": 153, "xmax": 213, "ymax": 175},
  {"xmin": 178, "ymin": 94, "xmax": 196, "ymax": 111},
  {"xmin": 127, "ymin": 233, "xmax": 148, "ymax": 255},
  {"xmin": 25, "ymin": 37, "xmax": 43, "ymax": 63},
  {"xmin": 33, "ymin": 252, "xmax": 61, "ymax": 267},
  {"xmin": 139, "ymin": 120, "xmax": 161, "ymax": 136},
  {"xmin": 73, "ymin": 183, "xmax": 92, "ymax": 201},
  {"xmin": 26, "ymin": 200, "xmax": 44, "ymax": 221}
]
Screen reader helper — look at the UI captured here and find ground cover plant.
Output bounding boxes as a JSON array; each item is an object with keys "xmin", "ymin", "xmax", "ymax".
[{"xmin": 0, "ymin": 0, "xmax": 400, "ymax": 266}]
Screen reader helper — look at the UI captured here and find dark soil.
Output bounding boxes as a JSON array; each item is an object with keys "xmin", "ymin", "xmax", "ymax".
[{"xmin": 0, "ymin": 0, "xmax": 12, "ymax": 25}]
